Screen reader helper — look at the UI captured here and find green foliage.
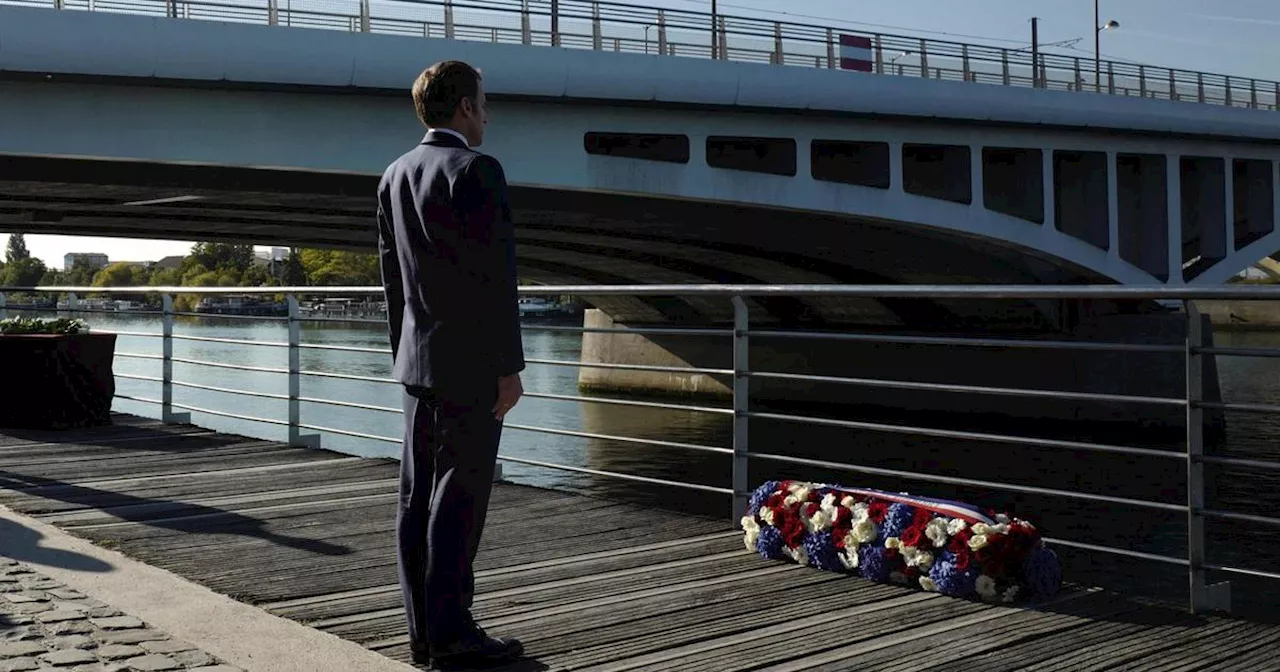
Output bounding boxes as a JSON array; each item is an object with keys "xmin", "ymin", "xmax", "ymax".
[
  {"xmin": 0, "ymin": 316, "xmax": 88, "ymax": 335},
  {"xmin": 5, "ymin": 233, "xmax": 30, "ymax": 264},
  {"xmin": 298, "ymin": 249, "xmax": 380, "ymax": 286},
  {"xmin": 1, "ymin": 257, "xmax": 48, "ymax": 288}
]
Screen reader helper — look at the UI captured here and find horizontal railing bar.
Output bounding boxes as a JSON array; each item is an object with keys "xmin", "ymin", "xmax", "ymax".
[
  {"xmin": 747, "ymin": 330, "xmax": 1185, "ymax": 354},
  {"xmin": 296, "ymin": 422, "xmax": 401, "ymax": 443},
  {"xmin": 1039, "ymin": 537, "xmax": 1189, "ymax": 566},
  {"xmin": 1199, "ymin": 508, "xmax": 1280, "ymax": 528},
  {"xmin": 526, "ymin": 357, "xmax": 733, "ymax": 376},
  {"xmin": 747, "ymin": 411, "xmax": 1182, "ymax": 460},
  {"xmin": 296, "ymin": 316, "xmax": 385, "ymax": 325},
  {"xmin": 1199, "ymin": 346, "xmax": 1280, "ymax": 359},
  {"xmin": 747, "ymin": 371, "xmax": 1185, "ymax": 407},
  {"xmin": 748, "ymin": 450, "xmax": 1186, "ymax": 511},
  {"xmin": 114, "ymin": 393, "xmax": 162, "ymax": 405},
  {"xmin": 170, "ymin": 379, "xmax": 291, "ymax": 401},
  {"xmin": 523, "ymin": 391, "xmax": 733, "ymax": 415},
  {"xmin": 521, "ymin": 325, "xmax": 732, "ymax": 337},
  {"xmin": 10, "ymin": 284, "xmax": 1280, "ymax": 300},
  {"xmin": 171, "ymin": 334, "xmax": 290, "ymax": 348},
  {"xmin": 116, "ymin": 352, "xmax": 164, "ymax": 361},
  {"xmin": 1198, "ymin": 401, "xmax": 1280, "ymax": 415},
  {"xmin": 297, "ymin": 369, "xmax": 398, "ymax": 385},
  {"xmin": 170, "ymin": 357, "xmax": 289, "ymax": 375},
  {"xmin": 1201, "ymin": 562, "xmax": 1280, "ymax": 582},
  {"xmin": 170, "ymin": 310, "xmax": 288, "ymax": 321},
  {"xmin": 504, "ymin": 423, "xmax": 734, "ymax": 455},
  {"xmin": 298, "ymin": 396, "xmax": 402, "ymax": 414},
  {"xmin": 297, "ymin": 343, "xmax": 390, "ymax": 355},
  {"xmin": 1197, "ymin": 454, "xmax": 1280, "ymax": 472},
  {"xmin": 169, "ymin": 401, "xmax": 290, "ymax": 427},
  {"xmin": 495, "ymin": 453, "xmax": 734, "ymax": 494},
  {"xmin": 115, "ymin": 373, "xmax": 163, "ymax": 383},
  {"xmin": 96, "ymin": 330, "xmax": 162, "ymax": 338}
]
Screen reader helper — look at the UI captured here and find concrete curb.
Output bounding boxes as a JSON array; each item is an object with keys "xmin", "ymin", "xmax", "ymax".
[{"xmin": 0, "ymin": 505, "xmax": 415, "ymax": 672}]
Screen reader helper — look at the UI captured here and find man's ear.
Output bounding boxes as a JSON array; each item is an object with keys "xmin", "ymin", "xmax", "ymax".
[{"xmin": 458, "ymin": 97, "xmax": 475, "ymax": 117}]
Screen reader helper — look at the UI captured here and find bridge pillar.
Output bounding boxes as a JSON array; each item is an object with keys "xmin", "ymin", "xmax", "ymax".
[{"xmin": 578, "ymin": 307, "xmax": 1223, "ymax": 434}]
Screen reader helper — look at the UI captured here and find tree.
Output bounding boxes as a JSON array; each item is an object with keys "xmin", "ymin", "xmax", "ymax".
[
  {"xmin": 61, "ymin": 259, "xmax": 99, "ymax": 287},
  {"xmin": 5, "ymin": 233, "xmax": 30, "ymax": 264},
  {"xmin": 282, "ymin": 249, "xmax": 307, "ymax": 287},
  {"xmin": 2, "ymin": 257, "xmax": 47, "ymax": 288},
  {"xmin": 188, "ymin": 243, "xmax": 254, "ymax": 275},
  {"xmin": 91, "ymin": 262, "xmax": 139, "ymax": 288}
]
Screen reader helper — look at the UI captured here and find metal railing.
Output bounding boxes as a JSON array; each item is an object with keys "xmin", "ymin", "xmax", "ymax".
[
  {"xmin": 4, "ymin": 0, "xmax": 1276, "ymax": 111},
  {"xmin": 5, "ymin": 282, "xmax": 1280, "ymax": 616}
]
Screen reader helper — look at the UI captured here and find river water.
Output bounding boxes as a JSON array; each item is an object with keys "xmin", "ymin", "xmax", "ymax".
[{"xmin": 22, "ymin": 312, "xmax": 1280, "ymax": 620}]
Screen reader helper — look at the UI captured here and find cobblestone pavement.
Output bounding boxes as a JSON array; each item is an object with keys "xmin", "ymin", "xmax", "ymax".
[{"xmin": 0, "ymin": 557, "xmax": 242, "ymax": 672}]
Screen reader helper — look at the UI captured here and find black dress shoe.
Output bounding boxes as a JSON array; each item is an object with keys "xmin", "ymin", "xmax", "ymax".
[{"xmin": 427, "ymin": 622, "xmax": 524, "ymax": 669}]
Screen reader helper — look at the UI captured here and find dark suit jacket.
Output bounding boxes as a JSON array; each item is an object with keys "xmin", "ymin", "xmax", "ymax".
[{"xmin": 377, "ymin": 130, "xmax": 525, "ymax": 392}]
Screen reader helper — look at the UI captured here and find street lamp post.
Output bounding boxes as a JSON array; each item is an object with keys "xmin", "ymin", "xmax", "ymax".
[
  {"xmin": 711, "ymin": 0, "xmax": 718, "ymax": 59},
  {"xmin": 1094, "ymin": 0, "xmax": 1119, "ymax": 92}
]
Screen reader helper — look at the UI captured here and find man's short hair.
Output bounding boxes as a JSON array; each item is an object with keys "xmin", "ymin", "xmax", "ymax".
[{"xmin": 412, "ymin": 61, "xmax": 482, "ymax": 128}]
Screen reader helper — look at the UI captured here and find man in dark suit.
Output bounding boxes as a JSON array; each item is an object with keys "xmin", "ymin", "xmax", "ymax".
[{"xmin": 377, "ymin": 60, "xmax": 525, "ymax": 669}]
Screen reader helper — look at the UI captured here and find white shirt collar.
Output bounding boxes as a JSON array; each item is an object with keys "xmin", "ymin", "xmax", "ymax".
[{"xmin": 429, "ymin": 127, "xmax": 470, "ymax": 148}]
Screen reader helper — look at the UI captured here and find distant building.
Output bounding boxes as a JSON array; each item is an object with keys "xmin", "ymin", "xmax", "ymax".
[
  {"xmin": 153, "ymin": 255, "xmax": 186, "ymax": 270},
  {"xmin": 64, "ymin": 252, "xmax": 108, "ymax": 270},
  {"xmin": 252, "ymin": 247, "xmax": 289, "ymax": 266}
]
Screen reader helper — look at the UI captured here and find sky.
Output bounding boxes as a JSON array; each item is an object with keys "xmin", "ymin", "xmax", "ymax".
[{"xmin": 7, "ymin": 0, "xmax": 1278, "ymax": 270}]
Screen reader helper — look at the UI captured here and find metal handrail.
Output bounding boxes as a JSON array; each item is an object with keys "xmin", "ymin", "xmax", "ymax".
[
  {"xmin": 6, "ymin": 282, "xmax": 1280, "ymax": 615},
  {"xmin": 4, "ymin": 0, "xmax": 1274, "ymax": 110}
]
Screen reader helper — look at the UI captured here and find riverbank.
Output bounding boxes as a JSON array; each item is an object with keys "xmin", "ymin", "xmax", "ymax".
[{"xmin": 1198, "ymin": 300, "xmax": 1280, "ymax": 330}]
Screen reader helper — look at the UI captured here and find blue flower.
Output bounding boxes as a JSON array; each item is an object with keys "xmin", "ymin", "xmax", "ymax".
[
  {"xmin": 1022, "ymin": 545, "xmax": 1062, "ymax": 599},
  {"xmin": 756, "ymin": 525, "xmax": 784, "ymax": 560},
  {"xmin": 929, "ymin": 552, "xmax": 979, "ymax": 597},
  {"xmin": 803, "ymin": 531, "xmax": 842, "ymax": 572},
  {"xmin": 881, "ymin": 503, "xmax": 916, "ymax": 538},
  {"xmin": 859, "ymin": 546, "xmax": 892, "ymax": 583},
  {"xmin": 747, "ymin": 481, "xmax": 780, "ymax": 516}
]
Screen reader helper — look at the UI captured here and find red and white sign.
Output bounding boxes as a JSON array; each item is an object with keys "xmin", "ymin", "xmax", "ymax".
[{"xmin": 839, "ymin": 34, "xmax": 874, "ymax": 72}]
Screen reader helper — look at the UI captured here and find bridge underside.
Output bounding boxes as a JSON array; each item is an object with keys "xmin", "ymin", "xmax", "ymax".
[{"xmin": 0, "ymin": 154, "xmax": 1116, "ymax": 329}]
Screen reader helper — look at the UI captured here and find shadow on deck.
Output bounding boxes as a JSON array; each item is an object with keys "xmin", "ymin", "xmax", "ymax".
[{"xmin": 2, "ymin": 414, "xmax": 1278, "ymax": 671}]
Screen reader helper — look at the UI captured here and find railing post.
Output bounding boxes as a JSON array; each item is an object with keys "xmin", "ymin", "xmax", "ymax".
[
  {"xmin": 1139, "ymin": 65, "xmax": 1147, "ymax": 97},
  {"xmin": 826, "ymin": 28, "xmax": 835, "ymax": 69},
  {"xmin": 1073, "ymin": 57, "xmax": 1081, "ymax": 91},
  {"xmin": 1001, "ymin": 49, "xmax": 1010, "ymax": 85},
  {"xmin": 918, "ymin": 38, "xmax": 927, "ymax": 78},
  {"xmin": 873, "ymin": 34, "xmax": 883, "ymax": 74},
  {"xmin": 54, "ymin": 0, "xmax": 63, "ymax": 9},
  {"xmin": 1170, "ymin": 70, "xmax": 1178, "ymax": 101},
  {"xmin": 731, "ymin": 295, "xmax": 749, "ymax": 522},
  {"xmin": 1198, "ymin": 72, "xmax": 1205, "ymax": 103},
  {"xmin": 443, "ymin": 0, "xmax": 454, "ymax": 39},
  {"xmin": 772, "ymin": 22, "xmax": 782, "ymax": 65},
  {"xmin": 161, "ymin": 294, "xmax": 190, "ymax": 425},
  {"xmin": 287, "ymin": 294, "xmax": 321, "ymax": 449},
  {"xmin": 267, "ymin": 0, "xmax": 277, "ymax": 25},
  {"xmin": 520, "ymin": 0, "xmax": 531, "ymax": 45},
  {"xmin": 591, "ymin": 2, "xmax": 601, "ymax": 50},
  {"xmin": 961, "ymin": 44, "xmax": 970, "ymax": 82},
  {"xmin": 1250, "ymin": 79, "xmax": 1258, "ymax": 109},
  {"xmin": 1107, "ymin": 62, "xmax": 1115, "ymax": 94},
  {"xmin": 718, "ymin": 15, "xmax": 727, "ymax": 60},
  {"xmin": 551, "ymin": 0, "xmax": 560, "ymax": 47},
  {"xmin": 656, "ymin": 11, "xmax": 666, "ymax": 57},
  {"xmin": 165, "ymin": 0, "xmax": 175, "ymax": 18},
  {"xmin": 66, "ymin": 292, "xmax": 79, "ymax": 314},
  {"xmin": 0, "ymin": 291, "xmax": 7, "ymax": 321},
  {"xmin": 1225, "ymin": 76, "xmax": 1233, "ymax": 107},
  {"xmin": 1185, "ymin": 301, "xmax": 1230, "ymax": 614},
  {"xmin": 358, "ymin": 0, "xmax": 369, "ymax": 32}
]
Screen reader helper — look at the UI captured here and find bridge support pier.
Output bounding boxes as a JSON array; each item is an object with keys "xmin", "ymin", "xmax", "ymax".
[{"xmin": 577, "ymin": 307, "xmax": 1224, "ymax": 434}]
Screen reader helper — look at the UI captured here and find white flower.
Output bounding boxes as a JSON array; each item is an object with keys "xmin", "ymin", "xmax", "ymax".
[
  {"xmin": 792, "ymin": 486, "xmax": 812, "ymax": 502},
  {"xmin": 838, "ymin": 548, "xmax": 860, "ymax": 570},
  {"xmin": 805, "ymin": 509, "xmax": 830, "ymax": 534},
  {"xmin": 971, "ymin": 523, "xmax": 990, "ymax": 536},
  {"xmin": 914, "ymin": 551, "xmax": 935, "ymax": 570},
  {"xmin": 988, "ymin": 523, "xmax": 1010, "ymax": 536},
  {"xmin": 919, "ymin": 576, "xmax": 939, "ymax": 592},
  {"xmin": 947, "ymin": 518, "xmax": 968, "ymax": 535},
  {"xmin": 885, "ymin": 537, "xmax": 901, "ymax": 550},
  {"xmin": 783, "ymin": 495, "xmax": 800, "ymax": 506},
  {"xmin": 819, "ymin": 494, "xmax": 841, "ymax": 522},
  {"xmin": 1002, "ymin": 586, "xmax": 1021, "ymax": 603},
  {"xmin": 784, "ymin": 545, "xmax": 809, "ymax": 566},
  {"xmin": 759, "ymin": 508, "xmax": 776, "ymax": 526},
  {"xmin": 840, "ymin": 495, "xmax": 857, "ymax": 509},
  {"xmin": 968, "ymin": 534, "xmax": 989, "ymax": 551},
  {"xmin": 900, "ymin": 546, "xmax": 919, "ymax": 566},
  {"xmin": 740, "ymin": 516, "xmax": 760, "ymax": 551},
  {"xmin": 925, "ymin": 518, "xmax": 951, "ymax": 548},
  {"xmin": 851, "ymin": 520, "xmax": 878, "ymax": 545},
  {"xmin": 850, "ymin": 502, "xmax": 871, "ymax": 523},
  {"xmin": 976, "ymin": 575, "xmax": 998, "ymax": 599}
]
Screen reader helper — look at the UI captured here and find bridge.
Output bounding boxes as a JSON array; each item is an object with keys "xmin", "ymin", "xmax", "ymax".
[{"xmin": 2, "ymin": 2, "xmax": 1280, "ymax": 324}]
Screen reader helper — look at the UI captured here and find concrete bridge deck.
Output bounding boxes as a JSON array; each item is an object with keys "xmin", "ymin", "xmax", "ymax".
[{"xmin": 1, "ymin": 415, "xmax": 1276, "ymax": 671}]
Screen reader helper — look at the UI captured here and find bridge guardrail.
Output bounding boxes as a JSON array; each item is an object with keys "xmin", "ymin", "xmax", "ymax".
[
  {"xmin": 4, "ymin": 283, "xmax": 1280, "ymax": 615},
  {"xmin": 3, "ymin": 0, "xmax": 1276, "ymax": 111}
]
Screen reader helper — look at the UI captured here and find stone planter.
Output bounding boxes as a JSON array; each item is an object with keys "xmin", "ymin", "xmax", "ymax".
[{"xmin": 0, "ymin": 333, "xmax": 118, "ymax": 429}]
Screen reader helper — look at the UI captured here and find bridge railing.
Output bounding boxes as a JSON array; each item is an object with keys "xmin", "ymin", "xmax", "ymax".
[
  {"xmin": 5, "ymin": 0, "xmax": 1276, "ymax": 111},
  {"xmin": 4, "ymin": 283, "xmax": 1280, "ymax": 615}
]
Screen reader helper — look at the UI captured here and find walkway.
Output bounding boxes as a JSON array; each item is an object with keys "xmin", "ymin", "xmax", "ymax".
[{"xmin": 2, "ymin": 415, "xmax": 1279, "ymax": 671}]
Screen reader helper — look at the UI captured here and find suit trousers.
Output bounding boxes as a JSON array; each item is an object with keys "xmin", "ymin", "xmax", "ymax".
[{"xmin": 397, "ymin": 384, "xmax": 502, "ymax": 649}]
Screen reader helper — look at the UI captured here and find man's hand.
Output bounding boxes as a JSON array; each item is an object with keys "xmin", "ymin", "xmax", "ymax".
[{"xmin": 493, "ymin": 373, "xmax": 523, "ymax": 420}]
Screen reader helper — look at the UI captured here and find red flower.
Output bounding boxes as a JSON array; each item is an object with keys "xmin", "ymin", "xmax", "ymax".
[
  {"xmin": 808, "ymin": 490, "xmax": 823, "ymax": 503},
  {"xmin": 900, "ymin": 525, "xmax": 925, "ymax": 548},
  {"xmin": 767, "ymin": 493, "xmax": 787, "ymax": 510},
  {"xmin": 948, "ymin": 529, "xmax": 972, "ymax": 553},
  {"xmin": 952, "ymin": 547, "xmax": 972, "ymax": 572},
  {"xmin": 800, "ymin": 502, "xmax": 819, "ymax": 520},
  {"xmin": 868, "ymin": 501, "xmax": 889, "ymax": 523},
  {"xmin": 913, "ymin": 507, "xmax": 935, "ymax": 527}
]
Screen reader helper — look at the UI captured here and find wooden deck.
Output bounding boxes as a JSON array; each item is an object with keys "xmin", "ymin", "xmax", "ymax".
[{"xmin": 2, "ymin": 415, "xmax": 1278, "ymax": 671}]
